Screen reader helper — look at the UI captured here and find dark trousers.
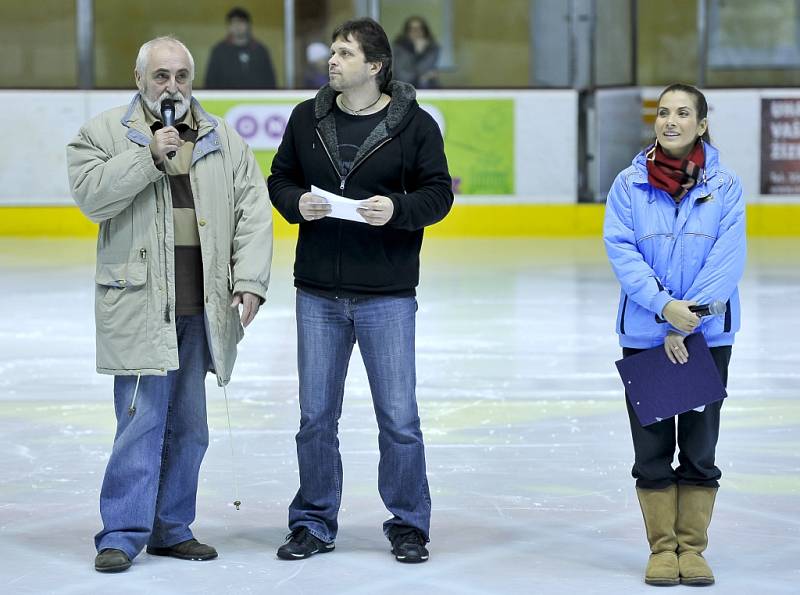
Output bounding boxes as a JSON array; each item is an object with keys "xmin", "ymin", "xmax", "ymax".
[{"xmin": 623, "ymin": 344, "xmax": 732, "ymax": 490}]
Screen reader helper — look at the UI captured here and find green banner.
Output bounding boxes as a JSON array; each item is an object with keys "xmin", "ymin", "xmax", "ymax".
[
  {"xmin": 426, "ymin": 99, "xmax": 514, "ymax": 195},
  {"xmin": 199, "ymin": 96, "xmax": 515, "ymax": 195}
]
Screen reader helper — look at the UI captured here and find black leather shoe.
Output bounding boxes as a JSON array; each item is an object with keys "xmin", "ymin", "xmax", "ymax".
[
  {"xmin": 388, "ymin": 526, "xmax": 429, "ymax": 563},
  {"xmin": 94, "ymin": 548, "xmax": 132, "ymax": 573},
  {"xmin": 146, "ymin": 538, "xmax": 218, "ymax": 561},
  {"xmin": 277, "ymin": 527, "xmax": 335, "ymax": 560}
]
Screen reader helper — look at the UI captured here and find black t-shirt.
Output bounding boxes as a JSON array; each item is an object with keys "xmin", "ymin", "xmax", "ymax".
[{"xmin": 333, "ymin": 103, "xmax": 389, "ymax": 174}]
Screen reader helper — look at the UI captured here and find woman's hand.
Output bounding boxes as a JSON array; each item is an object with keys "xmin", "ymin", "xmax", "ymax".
[
  {"xmin": 662, "ymin": 300, "xmax": 700, "ymax": 333},
  {"xmin": 664, "ymin": 331, "xmax": 688, "ymax": 364}
]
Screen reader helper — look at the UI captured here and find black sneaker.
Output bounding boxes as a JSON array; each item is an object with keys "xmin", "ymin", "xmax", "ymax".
[
  {"xmin": 276, "ymin": 527, "xmax": 335, "ymax": 560},
  {"xmin": 94, "ymin": 548, "xmax": 132, "ymax": 573},
  {"xmin": 388, "ymin": 526, "xmax": 429, "ymax": 563}
]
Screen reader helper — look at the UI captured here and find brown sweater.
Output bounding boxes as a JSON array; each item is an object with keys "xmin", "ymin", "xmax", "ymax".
[{"xmin": 147, "ymin": 105, "xmax": 203, "ymax": 316}]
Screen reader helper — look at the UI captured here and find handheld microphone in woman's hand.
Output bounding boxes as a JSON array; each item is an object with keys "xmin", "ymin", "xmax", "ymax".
[
  {"xmin": 688, "ymin": 300, "xmax": 727, "ymax": 317},
  {"xmin": 657, "ymin": 299, "xmax": 726, "ymax": 323}
]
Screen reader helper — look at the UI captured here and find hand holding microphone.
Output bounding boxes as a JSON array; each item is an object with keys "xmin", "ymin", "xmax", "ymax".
[
  {"xmin": 660, "ymin": 299, "xmax": 726, "ymax": 333},
  {"xmin": 160, "ymin": 99, "xmax": 178, "ymax": 160},
  {"xmin": 149, "ymin": 99, "xmax": 182, "ymax": 164},
  {"xmin": 687, "ymin": 300, "xmax": 727, "ymax": 317}
]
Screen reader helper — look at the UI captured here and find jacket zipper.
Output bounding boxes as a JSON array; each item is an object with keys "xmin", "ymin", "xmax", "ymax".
[
  {"xmin": 160, "ymin": 182, "xmax": 171, "ymax": 323},
  {"xmin": 314, "ymin": 128, "xmax": 393, "ymax": 290},
  {"xmin": 341, "ymin": 137, "xmax": 393, "ymax": 192},
  {"xmin": 313, "ymin": 130, "xmax": 344, "ymax": 287},
  {"xmin": 314, "ymin": 128, "xmax": 393, "ymax": 194},
  {"xmin": 674, "ymin": 205, "xmax": 682, "ymax": 302},
  {"xmin": 315, "ymin": 128, "xmax": 341, "ymax": 182}
]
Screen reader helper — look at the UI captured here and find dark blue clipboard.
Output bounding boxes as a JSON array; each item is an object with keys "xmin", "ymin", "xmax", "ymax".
[{"xmin": 615, "ymin": 333, "xmax": 727, "ymax": 426}]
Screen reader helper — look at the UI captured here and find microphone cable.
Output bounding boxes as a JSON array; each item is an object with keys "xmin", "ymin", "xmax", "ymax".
[{"xmin": 222, "ymin": 384, "xmax": 242, "ymax": 510}]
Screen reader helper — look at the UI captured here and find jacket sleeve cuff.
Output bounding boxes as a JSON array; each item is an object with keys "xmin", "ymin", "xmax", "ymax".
[
  {"xmin": 233, "ymin": 280, "xmax": 268, "ymax": 302},
  {"xmin": 652, "ymin": 291, "xmax": 673, "ymax": 317},
  {"xmin": 133, "ymin": 146, "xmax": 162, "ymax": 181},
  {"xmin": 386, "ymin": 194, "xmax": 402, "ymax": 224}
]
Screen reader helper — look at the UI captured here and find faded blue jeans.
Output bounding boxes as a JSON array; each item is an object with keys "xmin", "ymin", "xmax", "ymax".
[
  {"xmin": 95, "ymin": 315, "xmax": 211, "ymax": 559},
  {"xmin": 288, "ymin": 289, "xmax": 431, "ymax": 543}
]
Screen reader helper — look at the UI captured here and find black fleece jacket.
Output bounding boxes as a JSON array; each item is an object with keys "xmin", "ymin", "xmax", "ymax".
[{"xmin": 268, "ymin": 81, "xmax": 453, "ymax": 296}]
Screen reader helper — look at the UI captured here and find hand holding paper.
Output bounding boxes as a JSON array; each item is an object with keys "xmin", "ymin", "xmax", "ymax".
[
  {"xmin": 357, "ymin": 195, "xmax": 394, "ymax": 226},
  {"xmin": 310, "ymin": 185, "xmax": 368, "ymax": 223},
  {"xmin": 299, "ymin": 191, "xmax": 332, "ymax": 221}
]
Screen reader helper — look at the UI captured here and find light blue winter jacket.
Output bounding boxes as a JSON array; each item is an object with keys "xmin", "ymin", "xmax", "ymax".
[{"xmin": 603, "ymin": 142, "xmax": 746, "ymax": 349}]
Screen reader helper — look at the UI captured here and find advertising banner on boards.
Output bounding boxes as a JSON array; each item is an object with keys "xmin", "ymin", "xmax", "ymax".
[
  {"xmin": 761, "ymin": 97, "xmax": 800, "ymax": 194},
  {"xmin": 200, "ymin": 98, "xmax": 515, "ymax": 195}
]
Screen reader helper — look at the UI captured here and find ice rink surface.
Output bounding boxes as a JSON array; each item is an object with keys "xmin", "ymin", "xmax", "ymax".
[{"xmin": 1, "ymin": 237, "xmax": 798, "ymax": 594}]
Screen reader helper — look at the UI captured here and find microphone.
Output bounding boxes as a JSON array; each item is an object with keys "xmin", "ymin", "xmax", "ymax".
[
  {"xmin": 688, "ymin": 300, "xmax": 727, "ymax": 317},
  {"xmin": 656, "ymin": 299, "xmax": 726, "ymax": 323},
  {"xmin": 160, "ymin": 98, "xmax": 176, "ymax": 159}
]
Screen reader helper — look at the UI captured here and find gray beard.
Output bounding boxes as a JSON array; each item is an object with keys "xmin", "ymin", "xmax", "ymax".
[{"xmin": 141, "ymin": 91, "xmax": 189, "ymax": 121}]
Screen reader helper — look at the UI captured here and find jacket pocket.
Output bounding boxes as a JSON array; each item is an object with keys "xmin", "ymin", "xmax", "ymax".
[
  {"xmin": 620, "ymin": 298, "xmax": 662, "ymax": 341},
  {"xmin": 619, "ymin": 295, "xmax": 629, "ymax": 334},
  {"xmin": 94, "ymin": 261, "xmax": 151, "ymax": 368},
  {"xmin": 96, "ymin": 262, "xmax": 148, "ymax": 306}
]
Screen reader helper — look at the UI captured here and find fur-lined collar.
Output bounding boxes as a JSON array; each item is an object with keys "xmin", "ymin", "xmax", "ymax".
[
  {"xmin": 313, "ymin": 80, "xmax": 418, "ymax": 177},
  {"xmin": 313, "ymin": 80, "xmax": 416, "ymax": 131}
]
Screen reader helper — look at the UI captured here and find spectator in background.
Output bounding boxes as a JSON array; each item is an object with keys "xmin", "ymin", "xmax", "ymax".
[
  {"xmin": 205, "ymin": 6, "xmax": 277, "ymax": 89},
  {"xmin": 392, "ymin": 16, "xmax": 440, "ymax": 89},
  {"xmin": 302, "ymin": 41, "xmax": 330, "ymax": 88}
]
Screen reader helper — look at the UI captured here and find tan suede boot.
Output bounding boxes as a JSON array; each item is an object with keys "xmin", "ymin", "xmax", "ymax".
[
  {"xmin": 636, "ymin": 484, "xmax": 679, "ymax": 586},
  {"xmin": 676, "ymin": 484, "xmax": 717, "ymax": 585}
]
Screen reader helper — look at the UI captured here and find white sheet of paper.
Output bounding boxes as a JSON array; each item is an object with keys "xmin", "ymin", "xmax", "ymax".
[{"xmin": 310, "ymin": 185, "xmax": 367, "ymax": 223}]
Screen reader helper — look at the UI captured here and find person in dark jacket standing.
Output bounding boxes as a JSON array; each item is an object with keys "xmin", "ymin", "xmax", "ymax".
[
  {"xmin": 268, "ymin": 17, "xmax": 452, "ymax": 564},
  {"xmin": 204, "ymin": 7, "xmax": 277, "ymax": 89}
]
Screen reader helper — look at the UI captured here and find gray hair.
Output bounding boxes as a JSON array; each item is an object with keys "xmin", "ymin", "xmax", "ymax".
[{"xmin": 135, "ymin": 36, "xmax": 195, "ymax": 79}]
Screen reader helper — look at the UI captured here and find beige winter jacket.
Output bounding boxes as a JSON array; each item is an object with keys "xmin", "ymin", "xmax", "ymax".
[{"xmin": 67, "ymin": 94, "xmax": 272, "ymax": 385}]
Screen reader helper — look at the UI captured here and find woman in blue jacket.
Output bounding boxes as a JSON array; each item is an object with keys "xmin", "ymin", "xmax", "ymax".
[{"xmin": 603, "ymin": 84, "xmax": 746, "ymax": 587}]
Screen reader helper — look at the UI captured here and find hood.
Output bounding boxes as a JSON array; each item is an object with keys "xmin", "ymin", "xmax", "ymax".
[
  {"xmin": 313, "ymin": 80, "xmax": 418, "ymax": 133},
  {"xmin": 313, "ymin": 80, "xmax": 419, "ymax": 175}
]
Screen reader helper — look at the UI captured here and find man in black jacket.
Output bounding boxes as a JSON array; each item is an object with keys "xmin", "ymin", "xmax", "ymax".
[{"xmin": 268, "ymin": 17, "xmax": 452, "ymax": 564}]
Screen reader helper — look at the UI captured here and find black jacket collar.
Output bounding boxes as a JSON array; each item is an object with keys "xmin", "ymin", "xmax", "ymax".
[
  {"xmin": 313, "ymin": 80, "xmax": 418, "ymax": 176},
  {"xmin": 313, "ymin": 80, "xmax": 417, "ymax": 130}
]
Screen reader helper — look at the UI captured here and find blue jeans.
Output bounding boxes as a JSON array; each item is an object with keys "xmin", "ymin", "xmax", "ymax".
[
  {"xmin": 95, "ymin": 315, "xmax": 211, "ymax": 559},
  {"xmin": 289, "ymin": 289, "xmax": 431, "ymax": 542}
]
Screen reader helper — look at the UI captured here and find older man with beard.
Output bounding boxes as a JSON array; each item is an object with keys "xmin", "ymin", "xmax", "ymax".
[{"xmin": 67, "ymin": 36, "xmax": 272, "ymax": 573}]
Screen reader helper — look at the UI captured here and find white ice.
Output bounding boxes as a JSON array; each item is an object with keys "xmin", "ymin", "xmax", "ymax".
[{"xmin": 0, "ymin": 237, "xmax": 798, "ymax": 594}]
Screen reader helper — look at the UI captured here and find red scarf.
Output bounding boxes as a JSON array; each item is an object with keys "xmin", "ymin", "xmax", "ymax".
[{"xmin": 646, "ymin": 141, "xmax": 705, "ymax": 202}]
